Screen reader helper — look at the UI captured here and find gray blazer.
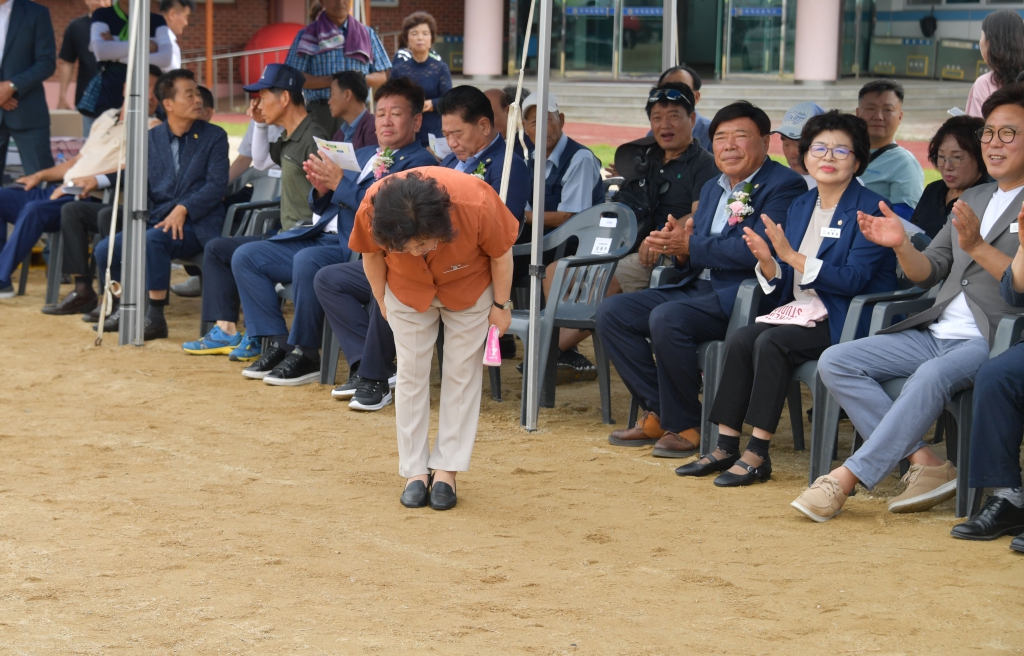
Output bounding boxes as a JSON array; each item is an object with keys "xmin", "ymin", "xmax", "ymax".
[{"xmin": 881, "ymin": 182, "xmax": 1022, "ymax": 345}]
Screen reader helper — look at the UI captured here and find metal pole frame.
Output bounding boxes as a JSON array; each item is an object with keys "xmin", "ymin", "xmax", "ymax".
[
  {"xmin": 119, "ymin": 0, "xmax": 150, "ymax": 347},
  {"xmin": 661, "ymin": 0, "xmax": 675, "ymax": 73},
  {"xmin": 523, "ymin": 0, "xmax": 555, "ymax": 432},
  {"xmin": 779, "ymin": 0, "xmax": 788, "ymax": 78}
]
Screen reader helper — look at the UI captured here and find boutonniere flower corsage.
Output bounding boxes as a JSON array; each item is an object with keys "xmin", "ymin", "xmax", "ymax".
[
  {"xmin": 373, "ymin": 147, "xmax": 395, "ymax": 180},
  {"xmin": 472, "ymin": 161, "xmax": 487, "ymax": 180},
  {"xmin": 726, "ymin": 182, "xmax": 755, "ymax": 226}
]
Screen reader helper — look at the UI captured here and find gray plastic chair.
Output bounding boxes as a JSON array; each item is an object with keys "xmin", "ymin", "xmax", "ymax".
[
  {"xmin": 809, "ymin": 292, "xmax": 1024, "ymax": 518},
  {"xmin": 505, "ymin": 202, "xmax": 637, "ymax": 425}
]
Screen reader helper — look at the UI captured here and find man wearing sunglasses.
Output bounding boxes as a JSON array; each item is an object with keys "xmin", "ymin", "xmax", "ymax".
[{"xmin": 793, "ymin": 82, "xmax": 1024, "ymax": 523}]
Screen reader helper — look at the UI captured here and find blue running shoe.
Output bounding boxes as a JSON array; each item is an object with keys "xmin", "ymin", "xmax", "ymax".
[
  {"xmin": 182, "ymin": 326, "xmax": 242, "ymax": 355},
  {"xmin": 229, "ymin": 332, "xmax": 262, "ymax": 362}
]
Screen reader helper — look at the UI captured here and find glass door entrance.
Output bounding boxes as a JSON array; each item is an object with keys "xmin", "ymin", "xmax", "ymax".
[
  {"xmin": 725, "ymin": 0, "xmax": 792, "ymax": 77},
  {"xmin": 563, "ymin": 0, "xmax": 616, "ymax": 76},
  {"xmin": 620, "ymin": 1, "xmax": 663, "ymax": 75}
]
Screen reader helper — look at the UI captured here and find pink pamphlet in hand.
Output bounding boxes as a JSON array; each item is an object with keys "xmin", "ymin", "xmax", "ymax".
[{"xmin": 483, "ymin": 325, "xmax": 502, "ymax": 366}]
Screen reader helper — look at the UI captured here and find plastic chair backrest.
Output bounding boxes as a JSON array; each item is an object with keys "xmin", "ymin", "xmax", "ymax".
[{"xmin": 249, "ymin": 173, "xmax": 282, "ymax": 203}]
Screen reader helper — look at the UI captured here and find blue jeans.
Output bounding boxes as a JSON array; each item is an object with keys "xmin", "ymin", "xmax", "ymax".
[
  {"xmin": 0, "ymin": 187, "xmax": 75, "ymax": 285},
  {"xmin": 94, "ymin": 224, "xmax": 203, "ymax": 292},
  {"xmin": 818, "ymin": 329, "xmax": 990, "ymax": 490},
  {"xmin": 232, "ymin": 233, "xmax": 349, "ymax": 349}
]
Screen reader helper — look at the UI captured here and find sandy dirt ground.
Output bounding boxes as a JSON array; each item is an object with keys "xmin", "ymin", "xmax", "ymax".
[{"xmin": 2, "ymin": 267, "xmax": 1024, "ymax": 655}]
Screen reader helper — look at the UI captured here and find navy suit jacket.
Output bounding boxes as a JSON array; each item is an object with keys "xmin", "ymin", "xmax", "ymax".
[
  {"xmin": 0, "ymin": 0, "xmax": 56, "ymax": 131},
  {"xmin": 282, "ymin": 140, "xmax": 438, "ymax": 254},
  {"xmin": 147, "ymin": 120, "xmax": 229, "ymax": 246},
  {"xmin": 773, "ymin": 183, "xmax": 899, "ymax": 343},
  {"xmin": 674, "ymin": 158, "xmax": 807, "ymax": 315},
  {"xmin": 441, "ymin": 134, "xmax": 530, "ymax": 226}
]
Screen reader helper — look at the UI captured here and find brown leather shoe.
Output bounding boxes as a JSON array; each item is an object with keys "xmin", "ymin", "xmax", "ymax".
[
  {"xmin": 41, "ymin": 289, "xmax": 98, "ymax": 316},
  {"xmin": 608, "ymin": 411, "xmax": 665, "ymax": 446},
  {"xmin": 652, "ymin": 429, "xmax": 700, "ymax": 458}
]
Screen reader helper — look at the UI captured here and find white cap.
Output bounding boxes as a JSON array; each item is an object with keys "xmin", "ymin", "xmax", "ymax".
[{"xmin": 521, "ymin": 92, "xmax": 560, "ymax": 114}]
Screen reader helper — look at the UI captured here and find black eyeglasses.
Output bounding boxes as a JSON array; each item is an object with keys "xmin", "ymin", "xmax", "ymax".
[
  {"xmin": 808, "ymin": 143, "xmax": 852, "ymax": 160},
  {"xmin": 647, "ymin": 89, "xmax": 693, "ymax": 111},
  {"xmin": 977, "ymin": 127, "xmax": 1021, "ymax": 144}
]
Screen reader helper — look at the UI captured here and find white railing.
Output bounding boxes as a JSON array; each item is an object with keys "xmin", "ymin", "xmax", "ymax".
[{"xmin": 181, "ymin": 45, "xmax": 292, "ymax": 113}]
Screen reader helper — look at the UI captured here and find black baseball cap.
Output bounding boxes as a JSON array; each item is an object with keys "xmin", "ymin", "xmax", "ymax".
[{"xmin": 243, "ymin": 63, "xmax": 306, "ymax": 96}]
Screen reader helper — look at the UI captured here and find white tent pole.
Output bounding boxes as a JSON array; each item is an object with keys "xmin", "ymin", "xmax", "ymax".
[
  {"xmin": 523, "ymin": 0, "xmax": 554, "ymax": 432},
  {"xmin": 119, "ymin": 0, "xmax": 150, "ymax": 346},
  {"xmin": 661, "ymin": 0, "xmax": 676, "ymax": 72}
]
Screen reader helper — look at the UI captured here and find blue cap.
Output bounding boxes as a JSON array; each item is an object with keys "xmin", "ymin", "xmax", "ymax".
[
  {"xmin": 243, "ymin": 63, "xmax": 306, "ymax": 96},
  {"xmin": 772, "ymin": 101, "xmax": 825, "ymax": 140}
]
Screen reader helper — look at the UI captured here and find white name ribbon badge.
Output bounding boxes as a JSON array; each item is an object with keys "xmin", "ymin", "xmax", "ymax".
[
  {"xmin": 1012, "ymin": 222, "xmax": 1020, "ymax": 234},
  {"xmin": 268, "ymin": 168, "xmax": 282, "ymax": 178},
  {"xmin": 821, "ymin": 227, "xmax": 842, "ymax": 239},
  {"xmin": 599, "ymin": 216, "xmax": 618, "ymax": 228},
  {"xmin": 591, "ymin": 237, "xmax": 612, "ymax": 255}
]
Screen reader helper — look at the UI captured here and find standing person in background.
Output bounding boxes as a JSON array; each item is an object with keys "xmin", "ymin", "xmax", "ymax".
[
  {"xmin": 58, "ymin": 0, "xmax": 108, "ymax": 137},
  {"xmin": 771, "ymin": 101, "xmax": 824, "ymax": 190},
  {"xmin": 160, "ymin": 0, "xmax": 194, "ymax": 70},
  {"xmin": 910, "ymin": 116, "xmax": 988, "ymax": 240},
  {"xmin": 0, "ymin": 0, "xmax": 57, "ymax": 176},
  {"xmin": 855, "ymin": 79, "xmax": 924, "ymax": 220},
  {"xmin": 328, "ymin": 71, "xmax": 376, "ymax": 149},
  {"xmin": 484, "ymin": 88, "xmax": 511, "ymax": 139},
  {"xmin": 85, "ymin": 0, "xmax": 173, "ymax": 118},
  {"xmin": 349, "ymin": 168, "xmax": 518, "ymax": 510},
  {"xmin": 390, "ymin": 11, "xmax": 451, "ymax": 148},
  {"xmin": 285, "ymin": 0, "xmax": 391, "ymax": 136},
  {"xmin": 656, "ymin": 66, "xmax": 712, "ymax": 151},
  {"xmin": 966, "ymin": 10, "xmax": 1024, "ymax": 118}
]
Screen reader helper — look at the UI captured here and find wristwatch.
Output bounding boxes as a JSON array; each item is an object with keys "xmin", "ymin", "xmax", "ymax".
[
  {"xmin": 493, "ymin": 299, "xmax": 513, "ymax": 310},
  {"xmin": 8, "ymin": 82, "xmax": 16, "ymax": 94}
]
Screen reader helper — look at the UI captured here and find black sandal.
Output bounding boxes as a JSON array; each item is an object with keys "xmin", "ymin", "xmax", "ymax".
[
  {"xmin": 713, "ymin": 456, "xmax": 772, "ymax": 487},
  {"xmin": 675, "ymin": 450, "xmax": 740, "ymax": 477}
]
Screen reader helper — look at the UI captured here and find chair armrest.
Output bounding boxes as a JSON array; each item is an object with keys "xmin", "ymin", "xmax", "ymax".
[
  {"xmin": 869, "ymin": 296, "xmax": 937, "ymax": 335},
  {"xmin": 991, "ymin": 313, "xmax": 1024, "ymax": 358},
  {"xmin": 650, "ymin": 265, "xmax": 684, "ymax": 288},
  {"xmin": 724, "ymin": 279, "xmax": 764, "ymax": 336},
  {"xmin": 246, "ymin": 208, "xmax": 281, "ymax": 236},
  {"xmin": 838, "ymin": 287, "xmax": 927, "ymax": 343},
  {"xmin": 225, "ymin": 199, "xmax": 280, "ymax": 237},
  {"xmin": 602, "ymin": 176, "xmax": 625, "ymax": 202}
]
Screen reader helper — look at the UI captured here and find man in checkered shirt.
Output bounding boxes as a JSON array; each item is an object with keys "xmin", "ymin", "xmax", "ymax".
[{"xmin": 285, "ymin": 0, "xmax": 391, "ymax": 136}]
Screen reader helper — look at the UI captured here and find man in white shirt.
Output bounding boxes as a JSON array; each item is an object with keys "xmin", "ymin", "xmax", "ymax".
[
  {"xmin": 159, "ymin": 0, "xmax": 193, "ymax": 69},
  {"xmin": 793, "ymin": 84, "xmax": 1024, "ymax": 523}
]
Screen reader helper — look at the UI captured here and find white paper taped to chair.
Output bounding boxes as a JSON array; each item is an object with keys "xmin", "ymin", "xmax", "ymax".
[
  {"xmin": 592, "ymin": 237, "xmax": 612, "ymax": 255},
  {"xmin": 599, "ymin": 216, "xmax": 617, "ymax": 228}
]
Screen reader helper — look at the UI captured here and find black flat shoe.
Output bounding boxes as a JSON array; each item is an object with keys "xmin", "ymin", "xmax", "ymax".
[
  {"xmin": 429, "ymin": 481, "xmax": 457, "ymax": 511},
  {"xmin": 950, "ymin": 496, "xmax": 1024, "ymax": 541},
  {"xmin": 400, "ymin": 480, "xmax": 430, "ymax": 508},
  {"xmin": 675, "ymin": 450, "xmax": 739, "ymax": 477},
  {"xmin": 713, "ymin": 456, "xmax": 772, "ymax": 487}
]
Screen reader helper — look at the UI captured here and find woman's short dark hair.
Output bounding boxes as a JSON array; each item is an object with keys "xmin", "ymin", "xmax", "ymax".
[
  {"xmin": 927, "ymin": 115, "xmax": 986, "ymax": 177},
  {"xmin": 399, "ymin": 11, "xmax": 437, "ymax": 48},
  {"xmin": 797, "ymin": 110, "xmax": 871, "ymax": 177},
  {"xmin": 332, "ymin": 71, "xmax": 369, "ymax": 104},
  {"xmin": 709, "ymin": 101, "xmax": 771, "ymax": 139},
  {"xmin": 374, "ymin": 76, "xmax": 425, "ymax": 116},
  {"xmin": 982, "ymin": 10, "xmax": 1024, "ymax": 87},
  {"xmin": 645, "ymin": 81, "xmax": 694, "ymax": 118},
  {"xmin": 982, "ymin": 80, "xmax": 1024, "ymax": 119},
  {"xmin": 371, "ymin": 172, "xmax": 456, "ymax": 252},
  {"xmin": 437, "ymin": 85, "xmax": 495, "ymax": 126}
]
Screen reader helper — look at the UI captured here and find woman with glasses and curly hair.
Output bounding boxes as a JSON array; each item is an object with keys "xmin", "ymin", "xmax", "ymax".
[
  {"xmin": 910, "ymin": 116, "xmax": 989, "ymax": 239},
  {"xmin": 967, "ymin": 10, "xmax": 1024, "ymax": 118},
  {"xmin": 676, "ymin": 111, "xmax": 898, "ymax": 487}
]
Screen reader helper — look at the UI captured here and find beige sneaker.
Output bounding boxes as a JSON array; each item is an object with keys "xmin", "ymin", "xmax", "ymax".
[
  {"xmin": 887, "ymin": 461, "xmax": 957, "ymax": 513},
  {"xmin": 791, "ymin": 475, "xmax": 849, "ymax": 522}
]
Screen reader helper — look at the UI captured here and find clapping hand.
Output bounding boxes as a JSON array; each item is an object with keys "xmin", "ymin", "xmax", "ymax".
[
  {"xmin": 1017, "ymin": 202, "xmax": 1024, "ymax": 251},
  {"xmin": 858, "ymin": 201, "xmax": 906, "ymax": 249},
  {"xmin": 951, "ymin": 199, "xmax": 985, "ymax": 253},
  {"xmin": 742, "ymin": 225, "xmax": 776, "ymax": 279},
  {"xmin": 304, "ymin": 151, "xmax": 343, "ymax": 193},
  {"xmin": 645, "ymin": 214, "xmax": 693, "ymax": 258},
  {"xmin": 760, "ymin": 214, "xmax": 795, "ymax": 263}
]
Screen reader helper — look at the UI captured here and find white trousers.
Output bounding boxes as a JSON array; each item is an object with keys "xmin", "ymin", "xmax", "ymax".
[{"xmin": 384, "ymin": 284, "xmax": 493, "ymax": 478}]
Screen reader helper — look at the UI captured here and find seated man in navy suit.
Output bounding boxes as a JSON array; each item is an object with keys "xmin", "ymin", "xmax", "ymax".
[
  {"xmin": 94, "ymin": 68, "xmax": 228, "ymax": 341},
  {"xmin": 237, "ymin": 76, "xmax": 437, "ymax": 386},
  {"xmin": 597, "ymin": 101, "xmax": 807, "ymax": 458},
  {"xmin": 181, "ymin": 63, "xmax": 327, "ymax": 362}
]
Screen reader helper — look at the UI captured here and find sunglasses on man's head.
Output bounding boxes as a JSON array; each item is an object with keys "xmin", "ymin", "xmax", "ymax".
[{"xmin": 647, "ymin": 89, "xmax": 693, "ymax": 111}]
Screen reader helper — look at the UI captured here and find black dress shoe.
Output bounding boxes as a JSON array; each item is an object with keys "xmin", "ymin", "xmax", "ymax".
[
  {"xmin": 400, "ymin": 480, "xmax": 430, "ymax": 508},
  {"xmin": 675, "ymin": 450, "xmax": 739, "ymax": 477},
  {"xmin": 84, "ymin": 298, "xmax": 118, "ymax": 323},
  {"xmin": 92, "ymin": 306, "xmax": 121, "ymax": 332},
  {"xmin": 242, "ymin": 344, "xmax": 288, "ymax": 380},
  {"xmin": 1012, "ymin": 535, "xmax": 1024, "ymax": 553},
  {"xmin": 143, "ymin": 318, "xmax": 168, "ymax": 341},
  {"xmin": 429, "ymin": 481, "xmax": 457, "ymax": 510},
  {"xmin": 42, "ymin": 290, "xmax": 98, "ymax": 315},
  {"xmin": 713, "ymin": 456, "xmax": 772, "ymax": 487},
  {"xmin": 950, "ymin": 496, "xmax": 1024, "ymax": 541}
]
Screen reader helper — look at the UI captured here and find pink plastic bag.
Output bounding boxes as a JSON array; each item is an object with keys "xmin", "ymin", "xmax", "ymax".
[{"xmin": 482, "ymin": 325, "xmax": 502, "ymax": 366}]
